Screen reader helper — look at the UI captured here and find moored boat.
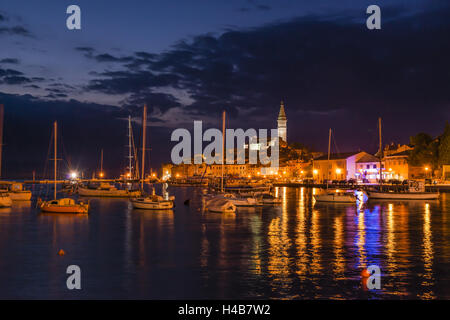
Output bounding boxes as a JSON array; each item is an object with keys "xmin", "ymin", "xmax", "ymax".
[
  {"xmin": 366, "ymin": 191, "xmax": 439, "ymax": 200},
  {"xmin": 131, "ymin": 194, "xmax": 174, "ymax": 210},
  {"xmin": 205, "ymin": 197, "xmax": 236, "ymax": 213},
  {"xmin": 367, "ymin": 180, "xmax": 439, "ymax": 200},
  {"xmin": 78, "ymin": 183, "xmax": 141, "ymax": 197},
  {"xmin": 0, "ymin": 192, "xmax": 12, "ymax": 207},
  {"xmin": 39, "ymin": 121, "xmax": 89, "ymax": 214},
  {"xmin": 7, "ymin": 183, "xmax": 32, "ymax": 201},
  {"xmin": 314, "ymin": 191, "xmax": 357, "ymax": 203},
  {"xmin": 261, "ymin": 193, "xmax": 282, "ymax": 205},
  {"xmin": 39, "ymin": 197, "xmax": 89, "ymax": 214}
]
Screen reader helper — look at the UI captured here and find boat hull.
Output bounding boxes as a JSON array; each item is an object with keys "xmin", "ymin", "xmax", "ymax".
[
  {"xmin": 78, "ymin": 187, "xmax": 141, "ymax": 198},
  {"xmin": 131, "ymin": 199, "xmax": 174, "ymax": 210},
  {"xmin": 367, "ymin": 191, "xmax": 440, "ymax": 200},
  {"xmin": 314, "ymin": 194, "xmax": 356, "ymax": 203},
  {"xmin": 9, "ymin": 191, "xmax": 32, "ymax": 201},
  {"xmin": 0, "ymin": 196, "xmax": 12, "ymax": 207}
]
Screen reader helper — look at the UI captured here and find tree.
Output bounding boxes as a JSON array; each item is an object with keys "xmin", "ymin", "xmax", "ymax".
[
  {"xmin": 438, "ymin": 122, "xmax": 450, "ymax": 165},
  {"xmin": 408, "ymin": 133, "xmax": 439, "ymax": 169}
]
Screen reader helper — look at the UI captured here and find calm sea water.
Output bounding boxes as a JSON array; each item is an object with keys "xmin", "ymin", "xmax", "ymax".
[{"xmin": 0, "ymin": 185, "xmax": 449, "ymax": 299}]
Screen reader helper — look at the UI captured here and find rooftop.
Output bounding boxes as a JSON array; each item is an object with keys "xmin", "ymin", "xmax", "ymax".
[
  {"xmin": 356, "ymin": 153, "xmax": 380, "ymax": 163},
  {"xmin": 314, "ymin": 152, "xmax": 360, "ymax": 161}
]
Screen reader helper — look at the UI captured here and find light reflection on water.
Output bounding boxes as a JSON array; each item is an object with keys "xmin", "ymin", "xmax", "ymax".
[{"xmin": 0, "ymin": 185, "xmax": 448, "ymax": 299}]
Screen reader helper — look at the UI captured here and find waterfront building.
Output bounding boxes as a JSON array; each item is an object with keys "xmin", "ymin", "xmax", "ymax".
[
  {"xmin": 354, "ymin": 153, "xmax": 383, "ymax": 182},
  {"xmin": 312, "ymin": 151, "xmax": 379, "ymax": 182}
]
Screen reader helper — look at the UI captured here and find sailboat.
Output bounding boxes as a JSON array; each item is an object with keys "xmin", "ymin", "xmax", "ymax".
[
  {"xmin": 131, "ymin": 105, "xmax": 174, "ymax": 210},
  {"xmin": 366, "ymin": 118, "xmax": 440, "ymax": 201},
  {"xmin": 313, "ymin": 129, "xmax": 357, "ymax": 203},
  {"xmin": 39, "ymin": 121, "xmax": 89, "ymax": 214},
  {"xmin": 78, "ymin": 117, "xmax": 141, "ymax": 197},
  {"xmin": 203, "ymin": 110, "xmax": 236, "ymax": 213}
]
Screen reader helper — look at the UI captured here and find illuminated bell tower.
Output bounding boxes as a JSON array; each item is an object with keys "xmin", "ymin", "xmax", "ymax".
[{"xmin": 277, "ymin": 100, "xmax": 287, "ymax": 142}]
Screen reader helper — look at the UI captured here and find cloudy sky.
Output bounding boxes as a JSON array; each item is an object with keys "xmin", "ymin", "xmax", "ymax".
[{"xmin": 0, "ymin": 0, "xmax": 449, "ymax": 177}]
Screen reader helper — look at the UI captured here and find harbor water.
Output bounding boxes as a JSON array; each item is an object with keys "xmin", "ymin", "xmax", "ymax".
[{"xmin": 0, "ymin": 185, "xmax": 449, "ymax": 299}]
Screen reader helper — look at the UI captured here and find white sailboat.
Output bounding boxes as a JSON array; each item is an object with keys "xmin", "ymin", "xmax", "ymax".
[
  {"xmin": 366, "ymin": 118, "xmax": 439, "ymax": 201},
  {"xmin": 313, "ymin": 128, "xmax": 357, "ymax": 203},
  {"xmin": 130, "ymin": 105, "xmax": 174, "ymax": 210},
  {"xmin": 39, "ymin": 121, "xmax": 89, "ymax": 214},
  {"xmin": 203, "ymin": 111, "xmax": 236, "ymax": 213}
]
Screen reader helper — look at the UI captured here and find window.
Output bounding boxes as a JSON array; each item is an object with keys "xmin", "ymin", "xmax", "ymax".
[
  {"xmin": 366, "ymin": 165, "xmax": 370, "ymax": 169},
  {"xmin": 373, "ymin": 165, "xmax": 377, "ymax": 169}
]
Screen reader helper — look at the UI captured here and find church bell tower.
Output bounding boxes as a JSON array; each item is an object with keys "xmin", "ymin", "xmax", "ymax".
[{"xmin": 277, "ymin": 100, "xmax": 287, "ymax": 142}]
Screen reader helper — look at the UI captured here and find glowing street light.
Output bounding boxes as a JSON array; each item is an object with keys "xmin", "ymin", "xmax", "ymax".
[
  {"xmin": 313, "ymin": 169, "xmax": 318, "ymax": 175},
  {"xmin": 336, "ymin": 168, "xmax": 342, "ymax": 175},
  {"xmin": 70, "ymin": 171, "xmax": 78, "ymax": 179}
]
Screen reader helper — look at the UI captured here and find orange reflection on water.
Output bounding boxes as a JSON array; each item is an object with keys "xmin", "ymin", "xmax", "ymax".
[
  {"xmin": 333, "ymin": 215, "xmax": 345, "ymax": 277},
  {"xmin": 310, "ymin": 208, "xmax": 322, "ymax": 275},
  {"xmin": 267, "ymin": 212, "xmax": 291, "ymax": 279},
  {"xmin": 420, "ymin": 203, "xmax": 435, "ymax": 299},
  {"xmin": 386, "ymin": 203, "xmax": 397, "ymax": 274},
  {"xmin": 295, "ymin": 187, "xmax": 307, "ymax": 278},
  {"xmin": 356, "ymin": 210, "xmax": 367, "ymax": 268}
]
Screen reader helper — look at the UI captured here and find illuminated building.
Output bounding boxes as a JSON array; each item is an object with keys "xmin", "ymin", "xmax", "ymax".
[{"xmin": 277, "ymin": 100, "xmax": 287, "ymax": 142}]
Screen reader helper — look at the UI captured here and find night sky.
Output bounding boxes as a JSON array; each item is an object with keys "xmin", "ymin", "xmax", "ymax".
[{"xmin": 0, "ymin": 0, "xmax": 449, "ymax": 178}]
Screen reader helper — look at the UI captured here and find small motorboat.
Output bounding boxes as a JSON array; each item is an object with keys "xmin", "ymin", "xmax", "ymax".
[
  {"xmin": 204, "ymin": 197, "xmax": 236, "ymax": 213},
  {"xmin": 260, "ymin": 193, "xmax": 282, "ymax": 205},
  {"xmin": 0, "ymin": 182, "xmax": 32, "ymax": 201},
  {"xmin": 78, "ymin": 183, "xmax": 141, "ymax": 198},
  {"xmin": 220, "ymin": 193, "xmax": 259, "ymax": 207},
  {"xmin": 130, "ymin": 194, "xmax": 174, "ymax": 210},
  {"xmin": 39, "ymin": 198, "xmax": 89, "ymax": 214},
  {"xmin": 0, "ymin": 192, "xmax": 12, "ymax": 207},
  {"xmin": 313, "ymin": 191, "xmax": 356, "ymax": 203}
]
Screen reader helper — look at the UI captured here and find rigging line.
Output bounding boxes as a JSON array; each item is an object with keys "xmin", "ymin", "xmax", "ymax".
[
  {"xmin": 42, "ymin": 127, "xmax": 53, "ymax": 180},
  {"xmin": 59, "ymin": 129, "xmax": 71, "ymax": 173},
  {"xmin": 331, "ymin": 130, "xmax": 341, "ymax": 156}
]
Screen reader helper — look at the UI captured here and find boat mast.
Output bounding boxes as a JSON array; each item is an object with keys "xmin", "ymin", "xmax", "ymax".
[
  {"xmin": 0, "ymin": 104, "xmax": 3, "ymax": 179},
  {"xmin": 100, "ymin": 148, "xmax": 103, "ymax": 177},
  {"xmin": 54, "ymin": 121, "xmax": 57, "ymax": 200},
  {"xmin": 378, "ymin": 117, "xmax": 383, "ymax": 184},
  {"xmin": 141, "ymin": 105, "xmax": 147, "ymax": 190},
  {"xmin": 127, "ymin": 115, "xmax": 133, "ymax": 179},
  {"xmin": 221, "ymin": 110, "xmax": 225, "ymax": 193},
  {"xmin": 326, "ymin": 128, "xmax": 331, "ymax": 190}
]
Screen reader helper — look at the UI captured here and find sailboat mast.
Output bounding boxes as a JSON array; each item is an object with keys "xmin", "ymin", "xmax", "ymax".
[
  {"xmin": 0, "ymin": 104, "xmax": 4, "ymax": 179},
  {"xmin": 378, "ymin": 117, "xmax": 383, "ymax": 183},
  {"xmin": 54, "ymin": 121, "xmax": 57, "ymax": 200},
  {"xmin": 221, "ymin": 110, "xmax": 225, "ymax": 193},
  {"xmin": 128, "ymin": 115, "xmax": 132, "ymax": 179},
  {"xmin": 141, "ymin": 105, "xmax": 147, "ymax": 190},
  {"xmin": 100, "ymin": 148, "xmax": 103, "ymax": 176},
  {"xmin": 326, "ymin": 128, "xmax": 331, "ymax": 189}
]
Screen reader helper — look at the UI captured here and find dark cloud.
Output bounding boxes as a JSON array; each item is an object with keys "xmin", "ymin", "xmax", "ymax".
[
  {"xmin": 76, "ymin": 4, "xmax": 450, "ymax": 155},
  {"xmin": 0, "ymin": 58, "xmax": 19, "ymax": 64},
  {"xmin": 238, "ymin": 1, "xmax": 271, "ymax": 13},
  {"xmin": 2, "ymin": 75, "xmax": 31, "ymax": 84},
  {"xmin": 0, "ymin": 26, "xmax": 31, "ymax": 37}
]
